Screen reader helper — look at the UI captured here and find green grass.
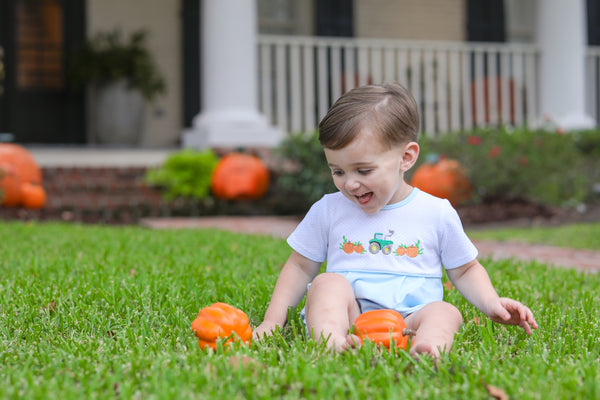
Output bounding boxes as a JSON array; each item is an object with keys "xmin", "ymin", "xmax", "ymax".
[
  {"xmin": 1, "ymin": 222, "xmax": 599, "ymax": 399},
  {"xmin": 467, "ymin": 222, "xmax": 600, "ymax": 250}
]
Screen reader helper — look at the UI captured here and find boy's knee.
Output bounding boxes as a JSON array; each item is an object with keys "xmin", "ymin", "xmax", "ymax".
[
  {"xmin": 306, "ymin": 273, "xmax": 354, "ymax": 304},
  {"xmin": 309, "ymin": 272, "xmax": 350, "ymax": 291},
  {"xmin": 435, "ymin": 301, "xmax": 463, "ymax": 325},
  {"xmin": 421, "ymin": 301, "xmax": 463, "ymax": 326},
  {"xmin": 449, "ymin": 303, "xmax": 463, "ymax": 325}
]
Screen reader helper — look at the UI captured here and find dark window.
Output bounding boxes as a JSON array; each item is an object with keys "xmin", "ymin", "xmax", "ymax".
[
  {"xmin": 0, "ymin": 0, "xmax": 86, "ymax": 143},
  {"xmin": 315, "ymin": 0, "xmax": 353, "ymax": 37},
  {"xmin": 182, "ymin": 0, "xmax": 200, "ymax": 128},
  {"xmin": 467, "ymin": 0, "xmax": 506, "ymax": 42},
  {"xmin": 588, "ymin": 0, "xmax": 600, "ymax": 44},
  {"xmin": 16, "ymin": 0, "xmax": 64, "ymax": 90}
]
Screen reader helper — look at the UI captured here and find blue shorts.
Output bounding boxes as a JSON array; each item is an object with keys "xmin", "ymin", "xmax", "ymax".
[
  {"xmin": 301, "ymin": 271, "xmax": 444, "ymax": 333},
  {"xmin": 340, "ymin": 271, "xmax": 444, "ymax": 317}
]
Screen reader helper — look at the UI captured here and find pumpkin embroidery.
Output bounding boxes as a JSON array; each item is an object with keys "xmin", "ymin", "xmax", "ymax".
[
  {"xmin": 338, "ymin": 233, "xmax": 423, "ymax": 257},
  {"xmin": 339, "ymin": 236, "xmax": 366, "ymax": 254},
  {"xmin": 395, "ymin": 240, "xmax": 423, "ymax": 258}
]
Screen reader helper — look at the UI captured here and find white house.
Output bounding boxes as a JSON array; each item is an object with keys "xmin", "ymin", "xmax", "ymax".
[{"xmin": 0, "ymin": 0, "xmax": 597, "ymax": 148}]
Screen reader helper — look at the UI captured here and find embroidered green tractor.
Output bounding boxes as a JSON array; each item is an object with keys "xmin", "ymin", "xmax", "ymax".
[{"xmin": 368, "ymin": 230, "xmax": 395, "ymax": 255}]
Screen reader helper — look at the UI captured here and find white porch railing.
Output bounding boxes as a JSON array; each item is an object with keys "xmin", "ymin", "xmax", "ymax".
[
  {"xmin": 258, "ymin": 35, "xmax": 540, "ymax": 136},
  {"xmin": 586, "ymin": 46, "xmax": 600, "ymax": 124}
]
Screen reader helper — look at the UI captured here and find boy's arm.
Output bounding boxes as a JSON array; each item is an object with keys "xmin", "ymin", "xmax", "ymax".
[
  {"xmin": 446, "ymin": 260, "xmax": 538, "ymax": 334},
  {"xmin": 253, "ymin": 250, "xmax": 322, "ymax": 339}
]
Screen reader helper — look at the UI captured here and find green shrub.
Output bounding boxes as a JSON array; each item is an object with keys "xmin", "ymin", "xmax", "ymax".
[
  {"xmin": 273, "ymin": 128, "xmax": 599, "ymax": 210},
  {"xmin": 574, "ymin": 130, "xmax": 600, "ymax": 190},
  {"xmin": 274, "ymin": 131, "xmax": 337, "ymax": 208},
  {"xmin": 574, "ymin": 129, "xmax": 600, "ymax": 157},
  {"xmin": 413, "ymin": 127, "xmax": 594, "ymax": 206},
  {"xmin": 145, "ymin": 149, "xmax": 218, "ymax": 200}
]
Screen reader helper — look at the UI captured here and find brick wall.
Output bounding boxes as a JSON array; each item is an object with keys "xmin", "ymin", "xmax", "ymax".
[
  {"xmin": 1, "ymin": 167, "xmax": 165, "ymax": 225},
  {"xmin": 0, "ymin": 161, "xmax": 298, "ymax": 225}
]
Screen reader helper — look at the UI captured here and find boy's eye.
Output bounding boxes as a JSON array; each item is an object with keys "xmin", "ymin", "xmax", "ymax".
[
  {"xmin": 358, "ymin": 169, "xmax": 372, "ymax": 175},
  {"xmin": 332, "ymin": 170, "xmax": 344, "ymax": 176}
]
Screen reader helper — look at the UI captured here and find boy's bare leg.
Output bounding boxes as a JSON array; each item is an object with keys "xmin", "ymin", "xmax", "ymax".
[
  {"xmin": 305, "ymin": 273, "xmax": 362, "ymax": 352},
  {"xmin": 404, "ymin": 301, "xmax": 463, "ymax": 358}
]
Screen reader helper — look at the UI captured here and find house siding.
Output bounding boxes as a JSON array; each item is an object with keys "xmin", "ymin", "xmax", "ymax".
[
  {"xmin": 355, "ymin": 0, "xmax": 466, "ymax": 41},
  {"xmin": 87, "ymin": 0, "xmax": 182, "ymax": 147}
]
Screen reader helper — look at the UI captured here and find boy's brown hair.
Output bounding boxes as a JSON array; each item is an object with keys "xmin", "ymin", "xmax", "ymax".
[{"xmin": 318, "ymin": 82, "xmax": 420, "ymax": 150}]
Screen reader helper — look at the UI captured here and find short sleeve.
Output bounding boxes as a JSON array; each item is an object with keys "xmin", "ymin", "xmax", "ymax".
[
  {"xmin": 286, "ymin": 196, "xmax": 330, "ymax": 263},
  {"xmin": 439, "ymin": 203, "xmax": 479, "ymax": 269}
]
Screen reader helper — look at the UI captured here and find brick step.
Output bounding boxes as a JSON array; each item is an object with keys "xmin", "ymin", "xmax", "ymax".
[
  {"xmin": 1, "ymin": 165, "xmax": 294, "ymax": 224},
  {"xmin": 1, "ymin": 166, "xmax": 170, "ymax": 224},
  {"xmin": 42, "ymin": 166, "xmax": 151, "ymax": 192},
  {"xmin": 41, "ymin": 167, "xmax": 162, "ymax": 208}
]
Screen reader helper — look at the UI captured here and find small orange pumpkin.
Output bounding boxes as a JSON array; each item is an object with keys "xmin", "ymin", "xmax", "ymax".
[
  {"xmin": 353, "ymin": 309, "xmax": 413, "ymax": 350},
  {"xmin": 0, "ymin": 164, "xmax": 22, "ymax": 207},
  {"xmin": 0, "ymin": 143, "xmax": 42, "ymax": 185},
  {"xmin": 0, "ymin": 144, "xmax": 45, "ymax": 208},
  {"xmin": 191, "ymin": 302, "xmax": 252, "ymax": 350},
  {"xmin": 20, "ymin": 182, "xmax": 47, "ymax": 209},
  {"xmin": 210, "ymin": 153, "xmax": 270, "ymax": 200},
  {"xmin": 410, "ymin": 155, "xmax": 471, "ymax": 206}
]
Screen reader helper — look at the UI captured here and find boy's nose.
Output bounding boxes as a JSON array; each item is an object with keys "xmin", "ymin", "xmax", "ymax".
[{"xmin": 345, "ymin": 178, "xmax": 361, "ymax": 191}]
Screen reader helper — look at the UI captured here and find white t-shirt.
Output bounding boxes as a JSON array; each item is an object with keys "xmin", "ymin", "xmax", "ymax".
[{"xmin": 287, "ymin": 188, "xmax": 478, "ymax": 278}]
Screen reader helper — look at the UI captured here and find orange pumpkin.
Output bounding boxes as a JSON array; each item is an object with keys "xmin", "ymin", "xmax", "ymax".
[
  {"xmin": 211, "ymin": 153, "xmax": 270, "ymax": 200},
  {"xmin": 0, "ymin": 144, "xmax": 45, "ymax": 208},
  {"xmin": 0, "ymin": 164, "xmax": 22, "ymax": 207},
  {"xmin": 191, "ymin": 302, "xmax": 252, "ymax": 350},
  {"xmin": 353, "ymin": 309, "xmax": 413, "ymax": 350},
  {"xmin": 410, "ymin": 156, "xmax": 471, "ymax": 206},
  {"xmin": 0, "ymin": 144, "xmax": 42, "ymax": 185},
  {"xmin": 21, "ymin": 182, "xmax": 47, "ymax": 209}
]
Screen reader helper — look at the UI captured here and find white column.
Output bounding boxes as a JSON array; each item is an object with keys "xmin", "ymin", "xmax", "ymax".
[
  {"xmin": 183, "ymin": 0, "xmax": 282, "ymax": 148},
  {"xmin": 535, "ymin": 0, "xmax": 594, "ymax": 130}
]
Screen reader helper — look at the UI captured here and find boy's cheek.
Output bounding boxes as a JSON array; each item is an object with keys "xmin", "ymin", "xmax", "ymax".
[{"xmin": 331, "ymin": 176, "xmax": 343, "ymax": 189}]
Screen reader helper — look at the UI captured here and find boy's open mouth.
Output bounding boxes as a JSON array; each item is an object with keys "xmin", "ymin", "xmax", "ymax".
[{"xmin": 356, "ymin": 192, "xmax": 373, "ymax": 205}]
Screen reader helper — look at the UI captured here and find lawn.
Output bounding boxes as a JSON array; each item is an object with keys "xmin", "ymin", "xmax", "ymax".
[
  {"xmin": 1, "ymin": 222, "xmax": 598, "ymax": 399},
  {"xmin": 467, "ymin": 222, "xmax": 600, "ymax": 250}
]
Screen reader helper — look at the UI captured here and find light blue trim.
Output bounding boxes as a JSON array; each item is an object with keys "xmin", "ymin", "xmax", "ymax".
[
  {"xmin": 328, "ymin": 269, "xmax": 442, "ymax": 278},
  {"xmin": 382, "ymin": 187, "xmax": 419, "ymax": 210}
]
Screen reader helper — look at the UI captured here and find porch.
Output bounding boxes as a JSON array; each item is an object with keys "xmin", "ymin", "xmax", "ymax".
[
  {"xmin": 257, "ymin": 34, "xmax": 600, "ymax": 136},
  {"xmin": 4, "ymin": 34, "xmax": 600, "ymax": 226},
  {"xmin": 2, "ymin": 148, "xmax": 172, "ymax": 225}
]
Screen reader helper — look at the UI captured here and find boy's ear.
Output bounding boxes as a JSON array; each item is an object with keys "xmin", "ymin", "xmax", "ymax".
[{"xmin": 400, "ymin": 141, "xmax": 420, "ymax": 171}]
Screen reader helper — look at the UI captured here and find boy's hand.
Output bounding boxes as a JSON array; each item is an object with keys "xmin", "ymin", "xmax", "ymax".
[
  {"xmin": 252, "ymin": 321, "xmax": 280, "ymax": 340},
  {"xmin": 486, "ymin": 297, "xmax": 539, "ymax": 335}
]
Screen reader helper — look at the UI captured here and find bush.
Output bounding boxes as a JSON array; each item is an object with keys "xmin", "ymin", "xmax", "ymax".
[
  {"xmin": 145, "ymin": 149, "xmax": 218, "ymax": 200},
  {"xmin": 574, "ymin": 129, "xmax": 600, "ymax": 157},
  {"xmin": 274, "ymin": 131, "xmax": 337, "ymax": 209},
  {"xmin": 413, "ymin": 127, "xmax": 598, "ymax": 206},
  {"xmin": 273, "ymin": 127, "xmax": 600, "ymax": 209}
]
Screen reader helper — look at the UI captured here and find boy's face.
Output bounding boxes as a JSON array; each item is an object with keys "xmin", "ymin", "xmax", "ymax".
[{"xmin": 323, "ymin": 130, "xmax": 418, "ymax": 214}]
